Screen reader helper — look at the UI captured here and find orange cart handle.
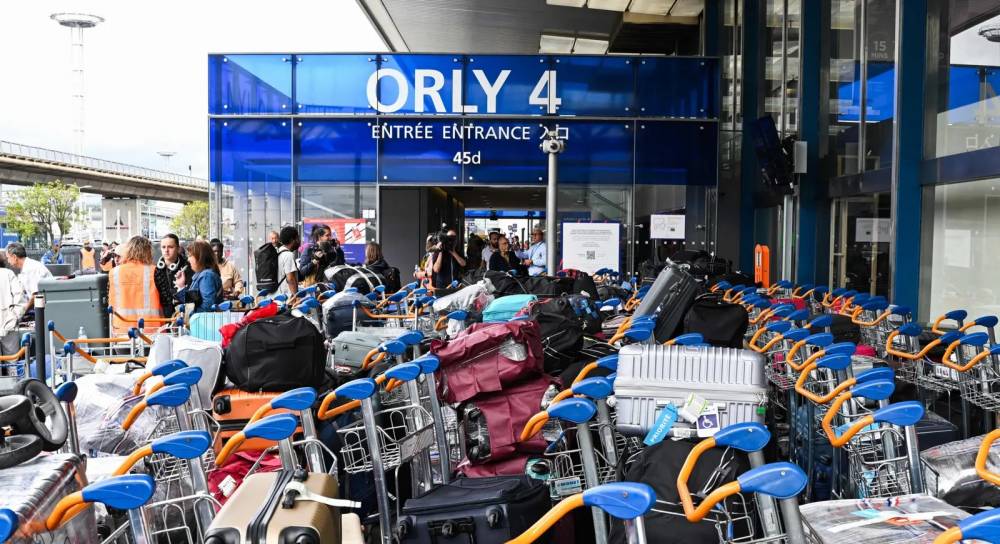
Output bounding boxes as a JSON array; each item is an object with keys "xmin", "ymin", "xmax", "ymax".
[{"xmin": 976, "ymin": 428, "xmax": 1000, "ymax": 487}]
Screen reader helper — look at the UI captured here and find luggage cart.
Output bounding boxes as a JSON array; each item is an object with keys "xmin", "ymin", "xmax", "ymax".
[{"xmin": 668, "ymin": 423, "xmax": 809, "ymax": 544}]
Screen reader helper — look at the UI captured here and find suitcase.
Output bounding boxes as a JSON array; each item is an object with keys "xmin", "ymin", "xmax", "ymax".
[
  {"xmin": 38, "ymin": 274, "xmax": 109, "ymax": 339},
  {"xmin": 614, "ymin": 344, "xmax": 767, "ymax": 436},
  {"xmin": 332, "ymin": 330, "xmax": 383, "ymax": 370},
  {"xmin": 632, "ymin": 263, "xmax": 701, "ymax": 343},
  {"xmin": 0, "ymin": 453, "xmax": 94, "ymax": 543},
  {"xmin": 398, "ymin": 476, "xmax": 552, "ymax": 544},
  {"xmin": 212, "ymin": 389, "xmax": 303, "ymax": 454},
  {"xmin": 922, "ymin": 433, "xmax": 1000, "ymax": 507},
  {"xmin": 483, "ymin": 294, "xmax": 537, "ymax": 322},
  {"xmin": 189, "ymin": 311, "xmax": 243, "ymax": 342},
  {"xmin": 322, "ymin": 291, "xmax": 371, "ymax": 340},
  {"xmin": 147, "ymin": 334, "xmax": 223, "ymax": 408},
  {"xmin": 458, "ymin": 375, "xmax": 555, "ymax": 465},
  {"xmin": 204, "ymin": 469, "xmax": 343, "ymax": 544}
]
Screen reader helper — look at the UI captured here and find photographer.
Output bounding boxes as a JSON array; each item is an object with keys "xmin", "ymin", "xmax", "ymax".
[
  {"xmin": 298, "ymin": 225, "xmax": 342, "ymax": 286},
  {"xmin": 431, "ymin": 227, "xmax": 466, "ymax": 289}
]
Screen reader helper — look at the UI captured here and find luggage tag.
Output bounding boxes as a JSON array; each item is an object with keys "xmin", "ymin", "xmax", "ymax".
[
  {"xmin": 643, "ymin": 403, "xmax": 678, "ymax": 446},
  {"xmin": 696, "ymin": 405, "xmax": 721, "ymax": 438},
  {"xmin": 679, "ymin": 393, "xmax": 709, "ymax": 424}
]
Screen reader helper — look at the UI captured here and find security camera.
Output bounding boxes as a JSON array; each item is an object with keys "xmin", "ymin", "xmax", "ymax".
[{"xmin": 540, "ymin": 139, "xmax": 565, "ymax": 154}]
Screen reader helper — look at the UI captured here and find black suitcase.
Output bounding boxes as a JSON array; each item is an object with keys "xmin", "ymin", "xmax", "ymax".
[
  {"xmin": 683, "ymin": 294, "xmax": 749, "ymax": 348},
  {"xmin": 398, "ymin": 476, "xmax": 552, "ymax": 544},
  {"xmin": 633, "ymin": 263, "xmax": 701, "ymax": 343}
]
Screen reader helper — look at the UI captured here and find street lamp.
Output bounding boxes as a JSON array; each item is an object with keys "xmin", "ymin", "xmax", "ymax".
[{"xmin": 157, "ymin": 151, "xmax": 177, "ymax": 171}]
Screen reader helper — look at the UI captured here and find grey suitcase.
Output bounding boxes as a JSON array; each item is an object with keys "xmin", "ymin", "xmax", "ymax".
[
  {"xmin": 614, "ymin": 344, "xmax": 767, "ymax": 436},
  {"xmin": 632, "ymin": 262, "xmax": 700, "ymax": 343},
  {"xmin": 0, "ymin": 453, "xmax": 95, "ymax": 543},
  {"xmin": 38, "ymin": 274, "xmax": 110, "ymax": 339},
  {"xmin": 332, "ymin": 330, "xmax": 384, "ymax": 370}
]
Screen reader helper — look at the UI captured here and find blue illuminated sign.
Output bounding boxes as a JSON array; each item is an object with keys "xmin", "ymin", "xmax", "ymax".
[{"xmin": 209, "ymin": 53, "xmax": 721, "ymax": 186}]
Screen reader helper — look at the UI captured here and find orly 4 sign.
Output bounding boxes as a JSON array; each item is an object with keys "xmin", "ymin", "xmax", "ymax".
[{"xmin": 367, "ymin": 69, "xmax": 561, "ymax": 114}]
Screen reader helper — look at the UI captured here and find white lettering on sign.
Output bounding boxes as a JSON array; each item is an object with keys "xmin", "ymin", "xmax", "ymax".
[{"xmin": 365, "ymin": 68, "xmax": 555, "ymax": 114}]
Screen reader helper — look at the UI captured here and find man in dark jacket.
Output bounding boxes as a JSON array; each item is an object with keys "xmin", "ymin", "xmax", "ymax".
[{"xmin": 155, "ymin": 234, "xmax": 193, "ymax": 317}]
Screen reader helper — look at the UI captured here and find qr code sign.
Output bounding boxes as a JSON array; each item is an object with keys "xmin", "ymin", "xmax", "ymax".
[{"xmin": 586, "ymin": 251, "xmax": 596, "ymax": 260}]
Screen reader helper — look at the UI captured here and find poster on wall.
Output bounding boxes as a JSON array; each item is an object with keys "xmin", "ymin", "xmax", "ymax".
[
  {"xmin": 562, "ymin": 222, "xmax": 620, "ymax": 274},
  {"xmin": 303, "ymin": 217, "xmax": 368, "ymax": 264},
  {"xmin": 855, "ymin": 218, "xmax": 891, "ymax": 243},
  {"xmin": 650, "ymin": 214, "xmax": 686, "ymax": 239}
]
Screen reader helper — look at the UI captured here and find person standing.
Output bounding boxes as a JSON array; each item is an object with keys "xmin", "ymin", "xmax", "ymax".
[
  {"xmin": 488, "ymin": 236, "xmax": 525, "ymax": 275},
  {"xmin": 0, "ymin": 257, "xmax": 26, "ymax": 358},
  {"xmin": 100, "ymin": 242, "xmax": 119, "ymax": 271},
  {"xmin": 277, "ymin": 226, "xmax": 301, "ymax": 297},
  {"xmin": 108, "ymin": 236, "xmax": 162, "ymax": 334},
  {"xmin": 41, "ymin": 241, "xmax": 64, "ymax": 265},
  {"xmin": 79, "ymin": 240, "xmax": 97, "ymax": 273},
  {"xmin": 298, "ymin": 225, "xmax": 335, "ymax": 285},
  {"xmin": 524, "ymin": 228, "xmax": 547, "ymax": 276},
  {"xmin": 175, "ymin": 240, "xmax": 223, "ymax": 314},
  {"xmin": 269, "ymin": 230, "xmax": 280, "ymax": 249},
  {"xmin": 481, "ymin": 229, "xmax": 500, "ymax": 269},
  {"xmin": 5, "ymin": 242, "xmax": 52, "ymax": 302},
  {"xmin": 431, "ymin": 227, "xmax": 466, "ymax": 288},
  {"xmin": 155, "ymin": 234, "xmax": 193, "ymax": 318},
  {"xmin": 210, "ymin": 238, "xmax": 244, "ymax": 299}
]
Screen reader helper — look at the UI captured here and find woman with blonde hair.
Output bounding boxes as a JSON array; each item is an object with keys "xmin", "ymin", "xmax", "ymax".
[{"xmin": 108, "ymin": 236, "xmax": 162, "ymax": 333}]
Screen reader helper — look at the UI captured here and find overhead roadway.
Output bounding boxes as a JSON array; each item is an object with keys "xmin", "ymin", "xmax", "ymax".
[
  {"xmin": 357, "ymin": 0, "xmax": 705, "ymax": 55},
  {"xmin": 0, "ymin": 141, "xmax": 208, "ymax": 204}
]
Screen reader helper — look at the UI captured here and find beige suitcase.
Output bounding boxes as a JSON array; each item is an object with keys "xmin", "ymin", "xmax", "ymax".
[{"xmin": 204, "ymin": 469, "xmax": 345, "ymax": 544}]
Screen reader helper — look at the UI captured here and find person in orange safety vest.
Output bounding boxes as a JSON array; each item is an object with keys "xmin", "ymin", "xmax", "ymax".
[{"xmin": 108, "ymin": 236, "xmax": 162, "ymax": 334}]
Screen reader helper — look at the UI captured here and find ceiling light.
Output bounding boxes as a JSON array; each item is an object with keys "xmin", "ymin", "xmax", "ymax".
[
  {"xmin": 547, "ymin": 0, "xmax": 587, "ymax": 6},
  {"xmin": 573, "ymin": 38, "xmax": 610, "ymax": 54},
  {"xmin": 628, "ymin": 0, "xmax": 675, "ymax": 15},
  {"xmin": 540, "ymin": 34, "xmax": 575, "ymax": 54},
  {"xmin": 668, "ymin": 0, "xmax": 704, "ymax": 17},
  {"xmin": 588, "ymin": 0, "xmax": 631, "ymax": 11}
]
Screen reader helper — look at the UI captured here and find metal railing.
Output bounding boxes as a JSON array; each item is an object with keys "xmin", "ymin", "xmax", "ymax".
[{"xmin": 0, "ymin": 140, "xmax": 208, "ymax": 190}]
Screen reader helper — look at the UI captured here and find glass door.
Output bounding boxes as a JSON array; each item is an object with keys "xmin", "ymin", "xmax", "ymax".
[{"xmin": 829, "ymin": 193, "xmax": 891, "ymax": 296}]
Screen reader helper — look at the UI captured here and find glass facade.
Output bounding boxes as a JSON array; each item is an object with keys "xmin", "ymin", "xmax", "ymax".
[{"xmin": 210, "ymin": 53, "xmax": 721, "ymax": 283}]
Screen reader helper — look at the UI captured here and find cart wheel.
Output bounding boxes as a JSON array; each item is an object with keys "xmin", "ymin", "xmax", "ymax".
[
  {"xmin": 0, "ymin": 434, "xmax": 43, "ymax": 469},
  {"xmin": 0, "ymin": 395, "xmax": 31, "ymax": 429},
  {"xmin": 13, "ymin": 379, "xmax": 69, "ymax": 452}
]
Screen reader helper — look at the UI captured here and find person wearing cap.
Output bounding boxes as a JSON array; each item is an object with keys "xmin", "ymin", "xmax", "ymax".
[
  {"xmin": 41, "ymin": 240, "xmax": 64, "ymax": 265},
  {"xmin": 481, "ymin": 229, "xmax": 501, "ymax": 270},
  {"xmin": 524, "ymin": 228, "xmax": 547, "ymax": 276}
]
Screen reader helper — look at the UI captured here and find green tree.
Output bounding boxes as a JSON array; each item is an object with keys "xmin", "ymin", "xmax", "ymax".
[
  {"xmin": 5, "ymin": 180, "xmax": 83, "ymax": 243},
  {"xmin": 170, "ymin": 200, "xmax": 209, "ymax": 240}
]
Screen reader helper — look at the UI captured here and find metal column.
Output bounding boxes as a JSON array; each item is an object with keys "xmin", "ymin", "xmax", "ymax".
[{"xmin": 541, "ymin": 130, "xmax": 565, "ymax": 276}]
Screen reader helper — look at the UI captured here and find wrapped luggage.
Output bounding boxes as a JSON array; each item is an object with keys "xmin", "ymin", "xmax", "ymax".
[{"xmin": 0, "ymin": 453, "xmax": 93, "ymax": 543}]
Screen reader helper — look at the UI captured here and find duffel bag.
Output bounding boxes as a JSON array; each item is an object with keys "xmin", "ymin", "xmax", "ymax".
[
  {"xmin": 682, "ymin": 294, "xmax": 749, "ymax": 348},
  {"xmin": 458, "ymin": 375, "xmax": 556, "ymax": 465},
  {"xmin": 526, "ymin": 296, "xmax": 585, "ymax": 374},
  {"xmin": 430, "ymin": 320, "xmax": 543, "ymax": 404},
  {"xmin": 224, "ymin": 313, "xmax": 330, "ymax": 391}
]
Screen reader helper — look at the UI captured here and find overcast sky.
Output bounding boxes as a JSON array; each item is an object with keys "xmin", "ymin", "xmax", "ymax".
[{"xmin": 0, "ymin": 1, "xmax": 385, "ymax": 179}]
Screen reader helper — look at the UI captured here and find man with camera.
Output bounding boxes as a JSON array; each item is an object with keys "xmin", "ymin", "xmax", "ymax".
[{"xmin": 431, "ymin": 226, "xmax": 466, "ymax": 288}]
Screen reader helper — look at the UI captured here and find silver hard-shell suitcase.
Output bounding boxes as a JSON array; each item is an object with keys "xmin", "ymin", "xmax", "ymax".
[
  {"xmin": 614, "ymin": 344, "xmax": 768, "ymax": 436},
  {"xmin": 0, "ymin": 453, "xmax": 94, "ymax": 543},
  {"xmin": 332, "ymin": 330, "xmax": 384, "ymax": 369},
  {"xmin": 632, "ymin": 262, "xmax": 700, "ymax": 343}
]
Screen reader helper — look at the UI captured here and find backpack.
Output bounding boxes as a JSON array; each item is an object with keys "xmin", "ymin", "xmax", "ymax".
[
  {"xmin": 253, "ymin": 243, "xmax": 287, "ymax": 294},
  {"xmin": 527, "ymin": 297, "xmax": 585, "ymax": 374}
]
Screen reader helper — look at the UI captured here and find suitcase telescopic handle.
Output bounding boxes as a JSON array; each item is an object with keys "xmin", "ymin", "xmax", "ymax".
[
  {"xmin": 506, "ymin": 482, "xmax": 656, "ymax": 544},
  {"xmin": 122, "ymin": 384, "xmax": 191, "ymax": 430},
  {"xmin": 216, "ymin": 414, "xmax": 298, "ymax": 466},
  {"xmin": 46, "ymin": 475, "xmax": 156, "ymax": 530}
]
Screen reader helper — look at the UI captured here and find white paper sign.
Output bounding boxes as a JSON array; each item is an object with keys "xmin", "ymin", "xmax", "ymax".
[
  {"xmin": 855, "ymin": 218, "xmax": 891, "ymax": 243},
  {"xmin": 650, "ymin": 214, "xmax": 686, "ymax": 239},
  {"xmin": 944, "ymin": 229, "xmax": 971, "ymax": 268},
  {"xmin": 562, "ymin": 223, "xmax": 620, "ymax": 274}
]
